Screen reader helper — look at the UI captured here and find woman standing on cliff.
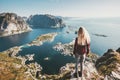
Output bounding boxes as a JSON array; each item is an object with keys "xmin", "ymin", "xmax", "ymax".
[{"xmin": 73, "ymin": 27, "xmax": 90, "ymax": 78}]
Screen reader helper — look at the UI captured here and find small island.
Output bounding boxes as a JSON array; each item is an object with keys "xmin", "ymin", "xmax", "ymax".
[
  {"xmin": 44, "ymin": 57, "xmax": 50, "ymax": 61},
  {"xmin": 27, "ymin": 33, "xmax": 57, "ymax": 46},
  {"xmin": 92, "ymin": 33, "xmax": 108, "ymax": 37}
]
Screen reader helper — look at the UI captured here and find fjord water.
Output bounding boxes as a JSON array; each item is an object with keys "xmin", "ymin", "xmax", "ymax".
[
  {"xmin": 65, "ymin": 17, "xmax": 120, "ymax": 55},
  {"xmin": 0, "ymin": 18, "xmax": 120, "ymax": 74}
]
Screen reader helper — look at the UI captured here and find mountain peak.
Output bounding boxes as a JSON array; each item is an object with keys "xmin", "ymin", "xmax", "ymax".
[{"xmin": 0, "ymin": 13, "xmax": 32, "ymax": 37}]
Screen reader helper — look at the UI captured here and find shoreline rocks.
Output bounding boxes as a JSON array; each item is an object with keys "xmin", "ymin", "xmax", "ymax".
[
  {"xmin": 0, "ymin": 46, "xmax": 42, "ymax": 80},
  {"xmin": 53, "ymin": 41, "xmax": 74, "ymax": 56},
  {"xmin": 25, "ymin": 54, "xmax": 35, "ymax": 61},
  {"xmin": 53, "ymin": 40, "xmax": 98, "ymax": 62}
]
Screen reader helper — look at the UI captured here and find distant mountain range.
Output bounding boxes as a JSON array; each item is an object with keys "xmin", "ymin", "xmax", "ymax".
[
  {"xmin": 0, "ymin": 13, "xmax": 66, "ymax": 37},
  {"xmin": 27, "ymin": 14, "xmax": 65, "ymax": 28}
]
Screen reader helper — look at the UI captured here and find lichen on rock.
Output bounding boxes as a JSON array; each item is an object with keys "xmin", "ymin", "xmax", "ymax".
[{"xmin": 95, "ymin": 48, "xmax": 120, "ymax": 79}]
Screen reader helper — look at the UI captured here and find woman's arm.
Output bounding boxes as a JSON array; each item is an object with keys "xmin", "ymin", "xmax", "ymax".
[
  {"xmin": 86, "ymin": 43, "xmax": 90, "ymax": 55},
  {"xmin": 73, "ymin": 38, "xmax": 77, "ymax": 54}
]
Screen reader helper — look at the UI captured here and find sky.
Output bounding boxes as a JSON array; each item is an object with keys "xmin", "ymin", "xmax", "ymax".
[{"xmin": 0, "ymin": 0, "xmax": 120, "ymax": 18}]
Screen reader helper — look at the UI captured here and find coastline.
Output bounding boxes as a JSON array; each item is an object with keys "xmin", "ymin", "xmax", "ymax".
[
  {"xmin": 53, "ymin": 39, "xmax": 99, "ymax": 62},
  {"xmin": 0, "ymin": 32, "xmax": 58, "ymax": 80},
  {"xmin": 0, "ymin": 28, "xmax": 32, "ymax": 38},
  {"xmin": 0, "ymin": 32, "xmax": 120, "ymax": 79},
  {"xmin": 0, "ymin": 46, "xmax": 42, "ymax": 80}
]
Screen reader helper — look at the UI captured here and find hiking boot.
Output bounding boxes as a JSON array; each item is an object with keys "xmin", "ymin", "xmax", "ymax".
[
  {"xmin": 74, "ymin": 72, "xmax": 78, "ymax": 78},
  {"xmin": 78, "ymin": 71, "xmax": 82, "ymax": 77}
]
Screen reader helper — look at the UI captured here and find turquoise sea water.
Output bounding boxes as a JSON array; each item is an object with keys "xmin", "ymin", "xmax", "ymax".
[{"xmin": 0, "ymin": 18, "xmax": 120, "ymax": 74}]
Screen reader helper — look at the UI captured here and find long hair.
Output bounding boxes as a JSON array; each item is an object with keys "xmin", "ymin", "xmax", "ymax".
[{"xmin": 77, "ymin": 27, "xmax": 90, "ymax": 45}]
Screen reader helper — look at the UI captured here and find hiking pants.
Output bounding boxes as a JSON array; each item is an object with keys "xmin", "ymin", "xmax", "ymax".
[{"xmin": 75, "ymin": 54, "xmax": 86, "ymax": 77}]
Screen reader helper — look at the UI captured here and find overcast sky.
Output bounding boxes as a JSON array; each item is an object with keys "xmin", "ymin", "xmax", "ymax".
[{"xmin": 0, "ymin": 0, "xmax": 120, "ymax": 18}]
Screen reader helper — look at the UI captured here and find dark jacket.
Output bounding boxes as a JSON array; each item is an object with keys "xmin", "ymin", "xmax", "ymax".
[{"xmin": 73, "ymin": 37, "xmax": 90, "ymax": 55}]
